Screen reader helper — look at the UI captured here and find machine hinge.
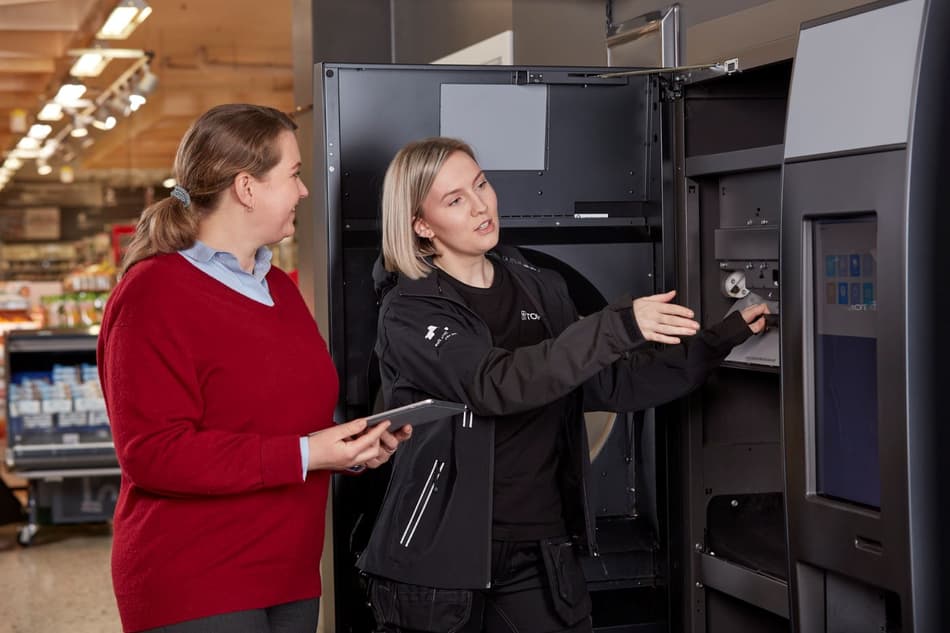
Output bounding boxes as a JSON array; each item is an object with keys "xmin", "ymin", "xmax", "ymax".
[{"xmin": 597, "ymin": 57, "xmax": 741, "ymax": 102}]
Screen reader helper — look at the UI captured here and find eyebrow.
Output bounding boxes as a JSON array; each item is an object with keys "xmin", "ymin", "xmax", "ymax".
[
  {"xmin": 291, "ymin": 161, "xmax": 302, "ymax": 171},
  {"xmin": 439, "ymin": 172, "xmax": 485, "ymax": 201}
]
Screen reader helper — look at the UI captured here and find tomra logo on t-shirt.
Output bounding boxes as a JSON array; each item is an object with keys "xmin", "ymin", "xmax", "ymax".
[
  {"xmin": 424, "ymin": 325, "xmax": 457, "ymax": 348},
  {"xmin": 521, "ymin": 310, "xmax": 541, "ymax": 321}
]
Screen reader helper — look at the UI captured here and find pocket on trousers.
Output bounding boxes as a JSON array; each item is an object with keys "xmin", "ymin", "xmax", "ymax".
[
  {"xmin": 539, "ymin": 539, "xmax": 592, "ymax": 627},
  {"xmin": 368, "ymin": 576, "xmax": 473, "ymax": 633}
]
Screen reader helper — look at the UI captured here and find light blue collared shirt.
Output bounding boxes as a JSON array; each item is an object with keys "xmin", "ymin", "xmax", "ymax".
[
  {"xmin": 178, "ymin": 241, "xmax": 309, "ymax": 480},
  {"xmin": 179, "ymin": 240, "xmax": 275, "ymax": 306}
]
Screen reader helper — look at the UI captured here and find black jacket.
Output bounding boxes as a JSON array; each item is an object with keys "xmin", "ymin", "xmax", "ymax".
[{"xmin": 357, "ymin": 246, "xmax": 752, "ymax": 589}]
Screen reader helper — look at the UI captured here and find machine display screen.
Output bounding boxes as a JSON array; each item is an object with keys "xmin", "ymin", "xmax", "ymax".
[{"xmin": 812, "ymin": 216, "xmax": 880, "ymax": 509}]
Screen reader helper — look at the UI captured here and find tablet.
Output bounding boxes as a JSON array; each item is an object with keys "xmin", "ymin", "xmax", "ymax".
[{"xmin": 365, "ymin": 399, "xmax": 467, "ymax": 427}]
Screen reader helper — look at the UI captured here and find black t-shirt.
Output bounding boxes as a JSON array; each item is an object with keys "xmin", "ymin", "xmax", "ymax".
[{"xmin": 439, "ymin": 260, "xmax": 567, "ymax": 540}]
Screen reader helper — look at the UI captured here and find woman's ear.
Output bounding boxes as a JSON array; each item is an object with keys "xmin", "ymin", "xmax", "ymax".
[
  {"xmin": 413, "ymin": 217, "xmax": 434, "ymax": 239},
  {"xmin": 233, "ymin": 172, "xmax": 255, "ymax": 210}
]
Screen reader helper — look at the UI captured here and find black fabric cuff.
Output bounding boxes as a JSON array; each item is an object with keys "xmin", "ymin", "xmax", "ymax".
[
  {"xmin": 608, "ymin": 295, "xmax": 646, "ymax": 350},
  {"xmin": 714, "ymin": 310, "xmax": 754, "ymax": 349}
]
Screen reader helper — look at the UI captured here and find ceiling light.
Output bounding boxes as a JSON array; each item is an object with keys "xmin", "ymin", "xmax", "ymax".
[
  {"xmin": 16, "ymin": 137, "xmax": 40, "ymax": 151},
  {"xmin": 97, "ymin": 0, "xmax": 152, "ymax": 40},
  {"xmin": 39, "ymin": 139, "xmax": 59, "ymax": 160},
  {"xmin": 128, "ymin": 94, "xmax": 146, "ymax": 111},
  {"xmin": 37, "ymin": 163, "xmax": 53, "ymax": 176},
  {"xmin": 134, "ymin": 66, "xmax": 159, "ymax": 95},
  {"xmin": 37, "ymin": 103, "xmax": 64, "ymax": 121},
  {"xmin": 54, "ymin": 83, "xmax": 87, "ymax": 105},
  {"xmin": 3, "ymin": 157, "xmax": 23, "ymax": 170},
  {"xmin": 60, "ymin": 165, "xmax": 75, "ymax": 184},
  {"xmin": 70, "ymin": 127, "xmax": 89, "ymax": 138},
  {"xmin": 92, "ymin": 115, "xmax": 117, "ymax": 131},
  {"xmin": 70, "ymin": 52, "xmax": 110, "ymax": 77},
  {"xmin": 28, "ymin": 124, "xmax": 53, "ymax": 140},
  {"xmin": 162, "ymin": 177, "xmax": 176, "ymax": 188}
]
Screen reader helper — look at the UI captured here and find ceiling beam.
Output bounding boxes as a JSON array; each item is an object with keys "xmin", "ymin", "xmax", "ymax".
[
  {"xmin": 0, "ymin": 92, "xmax": 42, "ymax": 108},
  {"xmin": 0, "ymin": 57, "xmax": 56, "ymax": 73},
  {"xmin": 0, "ymin": 76, "xmax": 48, "ymax": 92},
  {"xmin": 0, "ymin": 31, "xmax": 70, "ymax": 57}
]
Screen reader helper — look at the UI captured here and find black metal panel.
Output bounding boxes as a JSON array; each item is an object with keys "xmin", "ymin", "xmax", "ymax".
[
  {"xmin": 333, "ymin": 64, "xmax": 654, "ymax": 222},
  {"xmin": 713, "ymin": 227, "xmax": 778, "ymax": 262},
  {"xmin": 905, "ymin": 0, "xmax": 950, "ymax": 629},
  {"xmin": 707, "ymin": 493, "xmax": 787, "ymax": 580},
  {"xmin": 705, "ymin": 588, "xmax": 789, "ymax": 633},
  {"xmin": 701, "ymin": 368, "xmax": 780, "ymax": 446},
  {"xmin": 684, "ymin": 61, "xmax": 792, "ymax": 157}
]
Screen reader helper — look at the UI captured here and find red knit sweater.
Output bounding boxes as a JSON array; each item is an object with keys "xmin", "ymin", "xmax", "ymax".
[{"xmin": 97, "ymin": 254, "xmax": 339, "ymax": 632}]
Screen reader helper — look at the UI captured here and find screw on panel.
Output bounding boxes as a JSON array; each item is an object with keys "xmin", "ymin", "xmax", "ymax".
[{"xmin": 730, "ymin": 499, "xmax": 739, "ymax": 508}]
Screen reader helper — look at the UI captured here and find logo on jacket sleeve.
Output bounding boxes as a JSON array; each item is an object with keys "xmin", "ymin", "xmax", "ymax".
[{"xmin": 423, "ymin": 325, "xmax": 457, "ymax": 348}]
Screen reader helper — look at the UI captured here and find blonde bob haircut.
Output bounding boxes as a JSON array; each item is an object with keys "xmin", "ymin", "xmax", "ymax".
[{"xmin": 381, "ymin": 137, "xmax": 476, "ymax": 279}]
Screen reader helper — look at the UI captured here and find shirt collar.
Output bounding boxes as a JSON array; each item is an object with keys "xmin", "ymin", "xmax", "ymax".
[{"xmin": 180, "ymin": 240, "xmax": 273, "ymax": 282}]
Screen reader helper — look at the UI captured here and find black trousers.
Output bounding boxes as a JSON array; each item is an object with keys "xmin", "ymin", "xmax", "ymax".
[
  {"xmin": 139, "ymin": 598, "xmax": 318, "ymax": 633},
  {"xmin": 370, "ymin": 540, "xmax": 592, "ymax": 633}
]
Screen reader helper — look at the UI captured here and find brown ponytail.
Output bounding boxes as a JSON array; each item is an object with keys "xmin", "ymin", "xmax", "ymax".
[
  {"xmin": 120, "ymin": 103, "xmax": 298, "ymax": 275},
  {"xmin": 121, "ymin": 197, "xmax": 198, "ymax": 275}
]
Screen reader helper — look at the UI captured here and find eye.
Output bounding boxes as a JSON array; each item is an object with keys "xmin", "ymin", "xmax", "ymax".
[
  {"xmin": 476, "ymin": 179, "xmax": 489, "ymax": 189},
  {"xmin": 293, "ymin": 171, "xmax": 302, "ymax": 179},
  {"xmin": 448, "ymin": 197, "xmax": 462, "ymax": 207}
]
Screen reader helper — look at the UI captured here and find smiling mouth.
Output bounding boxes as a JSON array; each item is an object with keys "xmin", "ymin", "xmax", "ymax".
[{"xmin": 475, "ymin": 219, "xmax": 493, "ymax": 232}]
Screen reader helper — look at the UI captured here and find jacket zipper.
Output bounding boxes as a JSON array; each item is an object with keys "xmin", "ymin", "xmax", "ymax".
[{"xmin": 400, "ymin": 459, "xmax": 441, "ymax": 546}]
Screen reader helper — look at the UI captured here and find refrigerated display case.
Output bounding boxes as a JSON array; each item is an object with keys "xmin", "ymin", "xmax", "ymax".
[{"xmin": 3, "ymin": 329, "xmax": 118, "ymax": 545}]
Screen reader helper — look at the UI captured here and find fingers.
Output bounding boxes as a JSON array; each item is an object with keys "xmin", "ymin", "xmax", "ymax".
[
  {"xmin": 324, "ymin": 417, "xmax": 369, "ymax": 439},
  {"xmin": 739, "ymin": 303, "xmax": 770, "ymax": 335},
  {"xmin": 741, "ymin": 303, "xmax": 769, "ymax": 323},
  {"xmin": 748, "ymin": 317, "xmax": 766, "ymax": 334},
  {"xmin": 634, "ymin": 293, "xmax": 700, "ymax": 343},
  {"xmin": 644, "ymin": 289, "xmax": 677, "ymax": 303}
]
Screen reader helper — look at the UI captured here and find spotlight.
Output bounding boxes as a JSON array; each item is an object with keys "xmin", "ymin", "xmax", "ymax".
[
  {"xmin": 91, "ymin": 107, "xmax": 117, "ymax": 130},
  {"xmin": 134, "ymin": 65, "xmax": 159, "ymax": 96},
  {"xmin": 37, "ymin": 162, "xmax": 53, "ymax": 176},
  {"xmin": 70, "ymin": 115, "xmax": 90, "ymax": 138}
]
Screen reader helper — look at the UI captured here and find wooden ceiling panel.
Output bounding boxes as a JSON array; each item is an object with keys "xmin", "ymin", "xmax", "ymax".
[{"xmin": 1, "ymin": 0, "xmax": 295, "ymax": 192}]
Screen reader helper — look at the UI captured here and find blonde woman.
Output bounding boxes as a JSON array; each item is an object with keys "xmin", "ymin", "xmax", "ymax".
[
  {"xmin": 358, "ymin": 137, "xmax": 768, "ymax": 633},
  {"xmin": 98, "ymin": 104, "xmax": 410, "ymax": 633}
]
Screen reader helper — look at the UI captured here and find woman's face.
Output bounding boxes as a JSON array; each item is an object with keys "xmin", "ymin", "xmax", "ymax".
[
  {"xmin": 248, "ymin": 130, "xmax": 309, "ymax": 245},
  {"xmin": 415, "ymin": 150, "xmax": 499, "ymax": 261}
]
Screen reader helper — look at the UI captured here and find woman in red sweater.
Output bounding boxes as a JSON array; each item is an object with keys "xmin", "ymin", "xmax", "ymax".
[{"xmin": 98, "ymin": 104, "xmax": 410, "ymax": 633}]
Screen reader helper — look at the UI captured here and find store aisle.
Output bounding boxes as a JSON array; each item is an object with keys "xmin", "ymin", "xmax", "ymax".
[{"xmin": 0, "ymin": 523, "xmax": 120, "ymax": 632}]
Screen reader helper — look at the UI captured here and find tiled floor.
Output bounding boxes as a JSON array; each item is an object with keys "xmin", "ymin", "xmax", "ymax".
[{"xmin": 0, "ymin": 522, "xmax": 120, "ymax": 633}]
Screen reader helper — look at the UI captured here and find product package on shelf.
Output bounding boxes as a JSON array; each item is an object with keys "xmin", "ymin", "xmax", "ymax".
[{"xmin": 7, "ymin": 363, "xmax": 110, "ymax": 447}]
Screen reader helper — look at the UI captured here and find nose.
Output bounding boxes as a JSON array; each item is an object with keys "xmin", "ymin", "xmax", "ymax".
[
  {"xmin": 471, "ymin": 190, "xmax": 488, "ymax": 215},
  {"xmin": 298, "ymin": 179, "xmax": 309, "ymax": 198}
]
